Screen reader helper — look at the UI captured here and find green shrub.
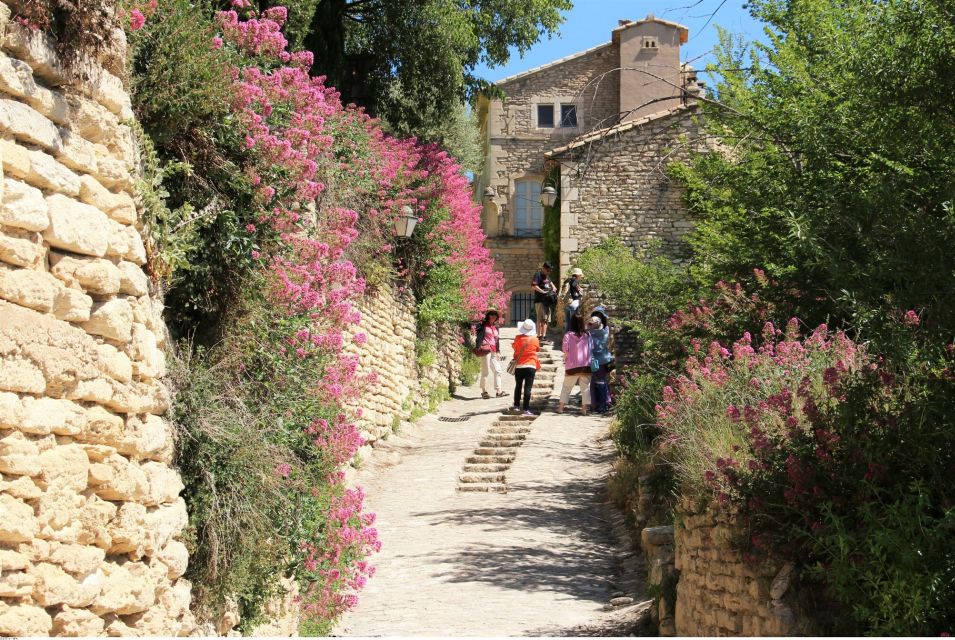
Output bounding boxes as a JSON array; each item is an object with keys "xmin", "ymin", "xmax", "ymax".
[
  {"xmin": 458, "ymin": 347, "xmax": 480, "ymax": 386},
  {"xmin": 414, "ymin": 338, "xmax": 437, "ymax": 370}
]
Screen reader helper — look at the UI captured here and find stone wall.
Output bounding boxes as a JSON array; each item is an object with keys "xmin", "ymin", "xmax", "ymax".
[
  {"xmin": 670, "ymin": 502, "xmax": 809, "ymax": 636},
  {"xmin": 485, "ymin": 236, "xmax": 544, "ymax": 302},
  {"xmin": 556, "ymin": 106, "xmax": 701, "ymax": 272},
  {"xmin": 0, "ymin": 10, "xmax": 193, "ymax": 636},
  {"xmin": 345, "ymin": 287, "xmax": 461, "ymax": 455}
]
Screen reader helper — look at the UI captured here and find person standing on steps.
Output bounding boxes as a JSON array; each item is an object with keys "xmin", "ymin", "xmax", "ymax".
[
  {"xmin": 588, "ymin": 311, "xmax": 614, "ymax": 413},
  {"xmin": 474, "ymin": 308, "xmax": 506, "ymax": 399},
  {"xmin": 558, "ymin": 314, "xmax": 592, "ymax": 415},
  {"xmin": 559, "ymin": 267, "xmax": 584, "ymax": 334},
  {"xmin": 531, "ymin": 262, "xmax": 557, "ymax": 342},
  {"xmin": 511, "ymin": 319, "xmax": 541, "ymax": 416}
]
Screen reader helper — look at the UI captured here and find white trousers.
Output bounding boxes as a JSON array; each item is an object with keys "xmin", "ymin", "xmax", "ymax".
[
  {"xmin": 560, "ymin": 372, "xmax": 592, "ymax": 405},
  {"xmin": 480, "ymin": 352, "xmax": 503, "ymax": 393}
]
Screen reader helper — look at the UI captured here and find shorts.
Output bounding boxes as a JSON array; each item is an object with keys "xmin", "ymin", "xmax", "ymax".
[{"xmin": 535, "ymin": 302, "xmax": 554, "ymax": 324}]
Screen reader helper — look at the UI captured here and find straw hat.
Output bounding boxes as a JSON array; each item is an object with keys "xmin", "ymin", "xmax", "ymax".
[
  {"xmin": 570, "ymin": 268, "xmax": 583, "ymax": 277},
  {"xmin": 518, "ymin": 319, "xmax": 536, "ymax": 335}
]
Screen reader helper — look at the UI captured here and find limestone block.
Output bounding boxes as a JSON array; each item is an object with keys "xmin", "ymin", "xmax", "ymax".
[
  {"xmin": 57, "ymin": 127, "xmax": 99, "ymax": 174},
  {"xmin": 50, "ymin": 253, "xmax": 123, "ymax": 295},
  {"xmin": 0, "ymin": 137, "xmax": 30, "ymax": 179},
  {"xmin": 0, "ymin": 263, "xmax": 59, "ymax": 312},
  {"xmin": 105, "ymin": 378, "xmax": 169, "ymax": 415},
  {"xmin": 0, "ymin": 98, "xmax": 62, "ymax": 152},
  {"xmin": 20, "ymin": 396, "xmax": 87, "ymax": 436},
  {"xmin": 96, "ymin": 343, "xmax": 133, "ymax": 383},
  {"xmin": 2, "ymin": 22, "xmax": 66, "ymax": 84},
  {"xmin": 82, "ymin": 298, "xmax": 133, "ymax": 342},
  {"xmin": 93, "ymin": 561, "xmax": 157, "ymax": 615},
  {"xmin": 0, "ymin": 570, "xmax": 35, "ymax": 598},
  {"xmin": 87, "ymin": 65, "xmax": 132, "ymax": 118},
  {"xmin": 107, "ymin": 502, "xmax": 149, "ymax": 557},
  {"xmin": 142, "ymin": 460, "xmax": 184, "ymax": 506},
  {"xmin": 78, "ymin": 174, "xmax": 136, "ymax": 223},
  {"xmin": 0, "ymin": 548, "xmax": 28, "ymax": 572},
  {"xmin": 0, "ymin": 2, "xmax": 7, "ymax": 44},
  {"xmin": 0, "ymin": 428, "xmax": 40, "ymax": 475},
  {"xmin": 43, "ymin": 194, "xmax": 108, "ymax": 256},
  {"xmin": 48, "ymin": 543, "xmax": 106, "ymax": 577},
  {"xmin": 31, "ymin": 561, "xmax": 101, "ymax": 607},
  {"xmin": 160, "ymin": 578, "xmax": 193, "ymax": 621},
  {"xmin": 124, "ymin": 225, "xmax": 147, "ymax": 265},
  {"xmin": 0, "ymin": 474, "xmax": 41, "ymax": 499},
  {"xmin": 0, "ymin": 600, "xmax": 53, "ymax": 636},
  {"xmin": 67, "ymin": 95, "xmax": 116, "ymax": 144},
  {"xmin": 37, "ymin": 443, "xmax": 89, "ymax": 492},
  {"xmin": 118, "ymin": 261, "xmax": 149, "ymax": 296},
  {"xmin": 146, "ymin": 498, "xmax": 188, "ymax": 554},
  {"xmin": 53, "ymin": 286, "xmax": 93, "ymax": 322},
  {"xmin": 0, "ymin": 177, "xmax": 48, "ymax": 231},
  {"xmin": 122, "ymin": 414, "xmax": 173, "ymax": 462},
  {"xmin": 0, "ymin": 225, "xmax": 44, "ymax": 267},
  {"xmin": 80, "ymin": 493, "xmax": 118, "ymax": 550},
  {"xmin": 52, "ymin": 606, "xmax": 106, "ymax": 636},
  {"xmin": 156, "ymin": 540, "xmax": 189, "ymax": 580},
  {"xmin": 0, "ymin": 51, "xmax": 30, "ymax": 97},
  {"xmin": 0, "ymin": 390, "xmax": 21, "ymax": 428},
  {"xmin": 88, "ymin": 453, "xmax": 149, "ymax": 502},
  {"xmin": 26, "ymin": 149, "xmax": 80, "ymax": 195},
  {"xmin": 0, "ymin": 493, "xmax": 38, "ymax": 542},
  {"xmin": 94, "ymin": 154, "xmax": 132, "ymax": 191},
  {"xmin": 34, "ymin": 489, "xmax": 86, "ymax": 543}
]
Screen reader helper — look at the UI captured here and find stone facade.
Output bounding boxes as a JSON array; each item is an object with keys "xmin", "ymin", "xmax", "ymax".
[
  {"xmin": 344, "ymin": 287, "xmax": 462, "ymax": 455},
  {"xmin": 670, "ymin": 502, "xmax": 810, "ymax": 637},
  {"xmin": 485, "ymin": 238, "xmax": 544, "ymax": 319},
  {"xmin": 0, "ymin": 9, "xmax": 193, "ymax": 637},
  {"xmin": 476, "ymin": 16, "xmax": 700, "ymax": 309},
  {"xmin": 551, "ymin": 106, "xmax": 701, "ymax": 272}
]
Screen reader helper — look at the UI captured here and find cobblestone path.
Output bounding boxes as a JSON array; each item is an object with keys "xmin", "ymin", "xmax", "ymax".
[{"xmin": 334, "ymin": 328, "xmax": 651, "ymax": 636}]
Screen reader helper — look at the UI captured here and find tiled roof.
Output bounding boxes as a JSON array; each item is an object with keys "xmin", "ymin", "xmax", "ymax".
[
  {"xmin": 544, "ymin": 105, "xmax": 693, "ymax": 157},
  {"xmin": 494, "ymin": 41, "xmax": 614, "ymax": 86}
]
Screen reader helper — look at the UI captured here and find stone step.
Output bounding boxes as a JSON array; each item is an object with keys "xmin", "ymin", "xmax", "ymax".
[
  {"xmin": 459, "ymin": 472, "xmax": 506, "ymax": 483},
  {"xmin": 457, "ymin": 483, "xmax": 507, "ymax": 493},
  {"xmin": 479, "ymin": 439, "xmax": 523, "ymax": 448},
  {"xmin": 483, "ymin": 432, "xmax": 527, "ymax": 442},
  {"xmin": 466, "ymin": 455, "xmax": 515, "ymax": 464},
  {"xmin": 498, "ymin": 415, "xmax": 536, "ymax": 422},
  {"xmin": 487, "ymin": 426, "xmax": 530, "ymax": 435},
  {"xmin": 462, "ymin": 463, "xmax": 510, "ymax": 472},
  {"xmin": 474, "ymin": 447, "xmax": 519, "ymax": 456}
]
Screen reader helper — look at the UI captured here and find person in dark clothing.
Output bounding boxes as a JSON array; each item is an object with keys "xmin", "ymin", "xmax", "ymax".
[
  {"xmin": 532, "ymin": 262, "xmax": 556, "ymax": 340},
  {"xmin": 560, "ymin": 267, "xmax": 583, "ymax": 331}
]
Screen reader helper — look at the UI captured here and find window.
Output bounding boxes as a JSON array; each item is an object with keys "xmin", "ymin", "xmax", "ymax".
[
  {"xmin": 560, "ymin": 104, "xmax": 578, "ymax": 128},
  {"xmin": 514, "ymin": 180, "xmax": 543, "ymax": 237},
  {"xmin": 537, "ymin": 104, "xmax": 554, "ymax": 128}
]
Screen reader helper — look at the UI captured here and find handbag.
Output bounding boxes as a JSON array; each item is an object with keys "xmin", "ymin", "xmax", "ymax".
[{"xmin": 507, "ymin": 340, "xmax": 528, "ymax": 375}]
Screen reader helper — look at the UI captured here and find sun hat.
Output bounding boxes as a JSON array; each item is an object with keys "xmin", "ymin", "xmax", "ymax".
[
  {"xmin": 586, "ymin": 316, "xmax": 602, "ymax": 329},
  {"xmin": 518, "ymin": 319, "xmax": 536, "ymax": 335},
  {"xmin": 484, "ymin": 308, "xmax": 500, "ymax": 318},
  {"xmin": 570, "ymin": 268, "xmax": 583, "ymax": 276}
]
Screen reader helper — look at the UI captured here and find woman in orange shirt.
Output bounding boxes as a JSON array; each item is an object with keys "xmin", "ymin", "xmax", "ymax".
[{"xmin": 511, "ymin": 319, "xmax": 541, "ymax": 416}]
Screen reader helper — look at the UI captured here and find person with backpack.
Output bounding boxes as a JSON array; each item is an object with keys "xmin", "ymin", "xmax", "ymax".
[
  {"xmin": 531, "ymin": 262, "xmax": 557, "ymax": 342},
  {"xmin": 510, "ymin": 319, "xmax": 541, "ymax": 416},
  {"xmin": 558, "ymin": 313, "xmax": 592, "ymax": 415},
  {"xmin": 588, "ymin": 312, "xmax": 614, "ymax": 413},
  {"xmin": 474, "ymin": 308, "xmax": 505, "ymax": 399},
  {"xmin": 559, "ymin": 268, "xmax": 583, "ymax": 332}
]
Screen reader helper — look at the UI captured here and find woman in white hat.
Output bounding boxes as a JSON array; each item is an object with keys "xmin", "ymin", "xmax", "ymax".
[
  {"xmin": 561, "ymin": 267, "xmax": 584, "ymax": 331},
  {"xmin": 510, "ymin": 319, "xmax": 541, "ymax": 416}
]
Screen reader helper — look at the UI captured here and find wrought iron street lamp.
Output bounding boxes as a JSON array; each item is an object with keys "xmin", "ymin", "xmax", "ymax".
[
  {"xmin": 394, "ymin": 205, "xmax": 418, "ymax": 238},
  {"xmin": 540, "ymin": 185, "xmax": 558, "ymax": 208}
]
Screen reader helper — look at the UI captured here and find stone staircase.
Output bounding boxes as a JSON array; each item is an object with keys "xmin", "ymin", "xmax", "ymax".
[{"xmin": 457, "ymin": 341, "xmax": 562, "ymax": 493}]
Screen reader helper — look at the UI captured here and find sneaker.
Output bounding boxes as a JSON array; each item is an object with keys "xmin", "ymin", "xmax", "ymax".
[{"xmin": 521, "ymin": 410, "xmax": 536, "ymax": 417}]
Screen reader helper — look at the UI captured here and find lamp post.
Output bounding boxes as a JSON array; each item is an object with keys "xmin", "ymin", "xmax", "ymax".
[
  {"xmin": 540, "ymin": 185, "xmax": 558, "ymax": 208},
  {"xmin": 394, "ymin": 205, "xmax": 417, "ymax": 238}
]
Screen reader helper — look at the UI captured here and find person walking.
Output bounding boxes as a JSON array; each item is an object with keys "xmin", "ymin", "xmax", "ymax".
[
  {"xmin": 531, "ymin": 262, "xmax": 556, "ymax": 342},
  {"xmin": 560, "ymin": 268, "xmax": 583, "ymax": 332},
  {"xmin": 511, "ymin": 319, "xmax": 541, "ymax": 416},
  {"xmin": 558, "ymin": 314, "xmax": 592, "ymax": 415},
  {"xmin": 588, "ymin": 313, "xmax": 614, "ymax": 413},
  {"xmin": 474, "ymin": 308, "xmax": 505, "ymax": 399}
]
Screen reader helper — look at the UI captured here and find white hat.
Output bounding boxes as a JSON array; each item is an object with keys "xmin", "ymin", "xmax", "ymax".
[
  {"xmin": 518, "ymin": 319, "xmax": 536, "ymax": 335},
  {"xmin": 571, "ymin": 268, "xmax": 583, "ymax": 276}
]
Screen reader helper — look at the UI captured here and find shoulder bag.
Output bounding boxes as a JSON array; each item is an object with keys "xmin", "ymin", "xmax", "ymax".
[{"xmin": 507, "ymin": 340, "xmax": 528, "ymax": 375}]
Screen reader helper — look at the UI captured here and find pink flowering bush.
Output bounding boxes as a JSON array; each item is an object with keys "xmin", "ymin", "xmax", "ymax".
[{"xmin": 130, "ymin": 1, "xmax": 503, "ymax": 632}]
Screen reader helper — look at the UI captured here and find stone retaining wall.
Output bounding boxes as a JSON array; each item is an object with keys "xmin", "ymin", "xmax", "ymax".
[
  {"xmin": 346, "ymin": 287, "xmax": 462, "ymax": 454},
  {"xmin": 0, "ymin": 9, "xmax": 193, "ymax": 636},
  {"xmin": 670, "ymin": 502, "xmax": 809, "ymax": 636}
]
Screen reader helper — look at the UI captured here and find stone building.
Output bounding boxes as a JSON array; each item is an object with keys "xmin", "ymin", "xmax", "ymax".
[{"xmin": 475, "ymin": 15, "xmax": 703, "ymax": 322}]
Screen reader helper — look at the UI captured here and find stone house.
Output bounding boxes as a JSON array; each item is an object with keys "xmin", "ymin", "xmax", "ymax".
[{"xmin": 475, "ymin": 16, "xmax": 704, "ymax": 323}]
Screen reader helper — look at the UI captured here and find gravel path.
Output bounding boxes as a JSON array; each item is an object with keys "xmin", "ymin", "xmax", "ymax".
[{"xmin": 334, "ymin": 328, "xmax": 651, "ymax": 636}]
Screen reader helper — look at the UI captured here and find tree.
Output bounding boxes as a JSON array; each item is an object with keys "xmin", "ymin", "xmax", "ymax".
[{"xmin": 295, "ymin": 0, "xmax": 572, "ymax": 134}]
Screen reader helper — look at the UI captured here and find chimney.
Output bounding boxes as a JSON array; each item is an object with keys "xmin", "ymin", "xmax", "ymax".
[{"xmin": 616, "ymin": 17, "xmax": 688, "ymax": 121}]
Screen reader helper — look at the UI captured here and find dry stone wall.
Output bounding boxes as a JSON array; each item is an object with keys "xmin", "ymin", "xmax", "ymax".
[
  {"xmin": 0, "ymin": 9, "xmax": 193, "ymax": 636},
  {"xmin": 671, "ymin": 502, "xmax": 810, "ymax": 636},
  {"xmin": 345, "ymin": 287, "xmax": 461, "ymax": 456}
]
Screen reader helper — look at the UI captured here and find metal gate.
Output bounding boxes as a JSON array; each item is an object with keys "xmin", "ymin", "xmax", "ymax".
[{"xmin": 510, "ymin": 291, "xmax": 535, "ymax": 324}]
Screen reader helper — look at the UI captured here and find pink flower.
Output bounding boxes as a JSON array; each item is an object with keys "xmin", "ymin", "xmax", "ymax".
[
  {"xmin": 129, "ymin": 9, "xmax": 146, "ymax": 30},
  {"xmin": 903, "ymin": 309, "xmax": 920, "ymax": 327},
  {"xmin": 212, "ymin": 36, "xmax": 224, "ymax": 49},
  {"xmin": 274, "ymin": 463, "xmax": 291, "ymax": 478}
]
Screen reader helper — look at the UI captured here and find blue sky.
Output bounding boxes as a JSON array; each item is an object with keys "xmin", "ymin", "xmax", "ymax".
[{"xmin": 473, "ymin": 0, "xmax": 767, "ymax": 83}]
